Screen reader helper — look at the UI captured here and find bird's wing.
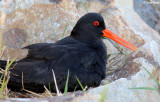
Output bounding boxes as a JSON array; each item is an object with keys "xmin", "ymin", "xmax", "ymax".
[
  {"xmin": 22, "ymin": 43, "xmax": 93, "ymax": 62},
  {"xmin": 10, "ymin": 43, "xmax": 102, "ymax": 91}
]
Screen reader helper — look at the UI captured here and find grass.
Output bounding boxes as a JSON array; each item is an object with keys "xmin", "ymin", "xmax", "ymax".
[
  {"xmin": 142, "ymin": 66, "xmax": 160, "ymax": 86},
  {"xmin": 129, "ymin": 87, "xmax": 158, "ymax": 91},
  {"xmin": 43, "ymin": 86, "xmax": 52, "ymax": 97},
  {"xmin": 64, "ymin": 70, "xmax": 69, "ymax": 95},
  {"xmin": 123, "ymin": 50, "xmax": 128, "ymax": 65},
  {"xmin": 76, "ymin": 77, "xmax": 86, "ymax": 92},
  {"xmin": 43, "ymin": 70, "xmax": 84, "ymax": 96},
  {"xmin": 42, "ymin": 70, "xmax": 84, "ymax": 96},
  {"xmin": 61, "ymin": 22, "xmax": 68, "ymax": 38},
  {"xmin": 107, "ymin": 39, "xmax": 125, "ymax": 54},
  {"xmin": 104, "ymin": 38, "xmax": 128, "ymax": 66},
  {"xmin": 43, "ymin": 69, "xmax": 69, "ymax": 96},
  {"xmin": 0, "ymin": 58, "xmax": 16, "ymax": 99},
  {"xmin": 53, "ymin": 22, "xmax": 68, "ymax": 40},
  {"xmin": 0, "ymin": 36, "xmax": 2, "ymax": 56},
  {"xmin": 81, "ymin": 1, "xmax": 89, "ymax": 13},
  {"xmin": 74, "ymin": 86, "xmax": 77, "ymax": 92},
  {"xmin": 52, "ymin": 69, "xmax": 61, "ymax": 96},
  {"xmin": 48, "ymin": 83, "xmax": 51, "ymax": 93},
  {"xmin": 107, "ymin": 54, "xmax": 112, "ymax": 59},
  {"xmin": 53, "ymin": 31, "xmax": 58, "ymax": 41},
  {"xmin": 99, "ymin": 86, "xmax": 108, "ymax": 102},
  {"xmin": 129, "ymin": 66, "xmax": 160, "ymax": 92}
]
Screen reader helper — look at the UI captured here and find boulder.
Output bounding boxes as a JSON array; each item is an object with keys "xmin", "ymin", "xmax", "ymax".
[
  {"xmin": 0, "ymin": 0, "xmax": 79, "ymax": 60},
  {"xmin": 134, "ymin": 0, "xmax": 160, "ymax": 34}
]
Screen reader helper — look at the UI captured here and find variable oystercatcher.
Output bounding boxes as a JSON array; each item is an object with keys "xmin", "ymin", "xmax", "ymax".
[{"xmin": 0, "ymin": 13, "xmax": 137, "ymax": 93}]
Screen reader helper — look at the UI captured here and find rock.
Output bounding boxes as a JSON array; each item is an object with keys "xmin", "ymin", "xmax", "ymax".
[
  {"xmin": 4, "ymin": 28, "xmax": 28, "ymax": 48},
  {"xmin": 88, "ymin": 63, "xmax": 160, "ymax": 102},
  {"xmin": 75, "ymin": 0, "xmax": 108, "ymax": 16},
  {"xmin": 86, "ymin": 0, "xmax": 160, "ymax": 101},
  {"xmin": 0, "ymin": 92, "xmax": 83, "ymax": 102},
  {"xmin": 74, "ymin": 0, "xmax": 160, "ymax": 101},
  {"xmin": 134, "ymin": 0, "xmax": 160, "ymax": 34},
  {"xmin": 0, "ymin": 0, "xmax": 79, "ymax": 60}
]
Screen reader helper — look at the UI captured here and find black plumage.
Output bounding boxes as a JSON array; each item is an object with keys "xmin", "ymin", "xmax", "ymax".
[{"xmin": 0, "ymin": 13, "xmax": 107, "ymax": 93}]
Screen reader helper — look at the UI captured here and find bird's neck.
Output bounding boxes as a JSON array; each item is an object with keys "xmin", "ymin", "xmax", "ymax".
[{"xmin": 71, "ymin": 27, "xmax": 105, "ymax": 48}]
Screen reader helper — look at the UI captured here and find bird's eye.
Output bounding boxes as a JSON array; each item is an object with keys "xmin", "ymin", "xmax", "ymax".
[{"xmin": 93, "ymin": 21, "xmax": 99, "ymax": 26}]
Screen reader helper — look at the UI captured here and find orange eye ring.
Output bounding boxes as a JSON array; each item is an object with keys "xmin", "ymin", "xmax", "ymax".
[{"xmin": 93, "ymin": 21, "xmax": 99, "ymax": 26}]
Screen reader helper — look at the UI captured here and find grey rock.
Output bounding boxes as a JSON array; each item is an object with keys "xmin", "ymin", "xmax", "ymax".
[{"xmin": 134, "ymin": 0, "xmax": 160, "ymax": 33}]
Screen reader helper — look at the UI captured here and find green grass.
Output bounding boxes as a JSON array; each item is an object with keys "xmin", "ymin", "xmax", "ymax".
[
  {"xmin": 107, "ymin": 54, "xmax": 112, "ymax": 59},
  {"xmin": 47, "ymin": 70, "xmax": 69, "ymax": 95},
  {"xmin": 129, "ymin": 87, "xmax": 158, "ymax": 91},
  {"xmin": 48, "ymin": 83, "xmax": 51, "ymax": 93},
  {"xmin": 129, "ymin": 66, "xmax": 160, "ymax": 92},
  {"xmin": 142, "ymin": 66, "xmax": 160, "ymax": 86},
  {"xmin": 99, "ymin": 86, "xmax": 108, "ymax": 102},
  {"xmin": 81, "ymin": 1, "xmax": 89, "ymax": 13},
  {"xmin": 123, "ymin": 50, "xmax": 128, "ymax": 65},
  {"xmin": 0, "ymin": 58, "xmax": 16, "ymax": 99},
  {"xmin": 53, "ymin": 22, "xmax": 68, "ymax": 40},
  {"xmin": 107, "ymin": 39, "xmax": 124, "ymax": 54},
  {"xmin": 53, "ymin": 31, "xmax": 58, "ymax": 40},
  {"xmin": 76, "ymin": 77, "xmax": 85, "ymax": 92},
  {"xmin": 0, "ymin": 37, "xmax": 2, "ymax": 56},
  {"xmin": 104, "ymin": 38, "xmax": 127, "ymax": 63},
  {"xmin": 74, "ymin": 86, "xmax": 77, "ymax": 92},
  {"xmin": 64, "ymin": 70, "xmax": 69, "ymax": 95},
  {"xmin": 158, "ymin": 7, "xmax": 160, "ymax": 12},
  {"xmin": 61, "ymin": 22, "xmax": 68, "ymax": 38}
]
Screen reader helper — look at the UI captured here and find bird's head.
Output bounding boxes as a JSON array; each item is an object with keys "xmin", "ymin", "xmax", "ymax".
[{"xmin": 71, "ymin": 13, "xmax": 138, "ymax": 51}]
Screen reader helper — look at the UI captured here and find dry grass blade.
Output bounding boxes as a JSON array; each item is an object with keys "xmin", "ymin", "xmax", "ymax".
[
  {"xmin": 52, "ymin": 69, "xmax": 61, "ymax": 96},
  {"xmin": 22, "ymin": 72, "xmax": 24, "ymax": 89},
  {"xmin": 0, "ymin": 47, "xmax": 6, "ymax": 59},
  {"xmin": 44, "ymin": 86, "xmax": 52, "ymax": 97},
  {"xmin": 6, "ymin": 57, "xmax": 17, "ymax": 71},
  {"xmin": 22, "ymin": 89, "xmax": 43, "ymax": 98},
  {"xmin": 21, "ymin": 72, "xmax": 43, "ymax": 97},
  {"xmin": 10, "ymin": 62, "xmax": 17, "ymax": 70},
  {"xmin": 0, "ymin": 58, "xmax": 15, "ymax": 99},
  {"xmin": 0, "ymin": 11, "xmax": 6, "ymax": 25}
]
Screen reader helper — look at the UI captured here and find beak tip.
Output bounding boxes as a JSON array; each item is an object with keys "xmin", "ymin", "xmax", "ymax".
[{"xmin": 134, "ymin": 48, "xmax": 139, "ymax": 51}]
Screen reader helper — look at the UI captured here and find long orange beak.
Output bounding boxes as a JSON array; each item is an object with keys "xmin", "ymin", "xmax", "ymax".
[{"xmin": 102, "ymin": 28, "xmax": 138, "ymax": 51}]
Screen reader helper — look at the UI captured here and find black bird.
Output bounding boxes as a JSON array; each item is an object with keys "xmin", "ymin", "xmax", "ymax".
[{"xmin": 0, "ymin": 13, "xmax": 137, "ymax": 93}]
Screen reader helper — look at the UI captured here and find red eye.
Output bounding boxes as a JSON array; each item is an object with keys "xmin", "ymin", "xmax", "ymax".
[{"xmin": 93, "ymin": 21, "xmax": 99, "ymax": 26}]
